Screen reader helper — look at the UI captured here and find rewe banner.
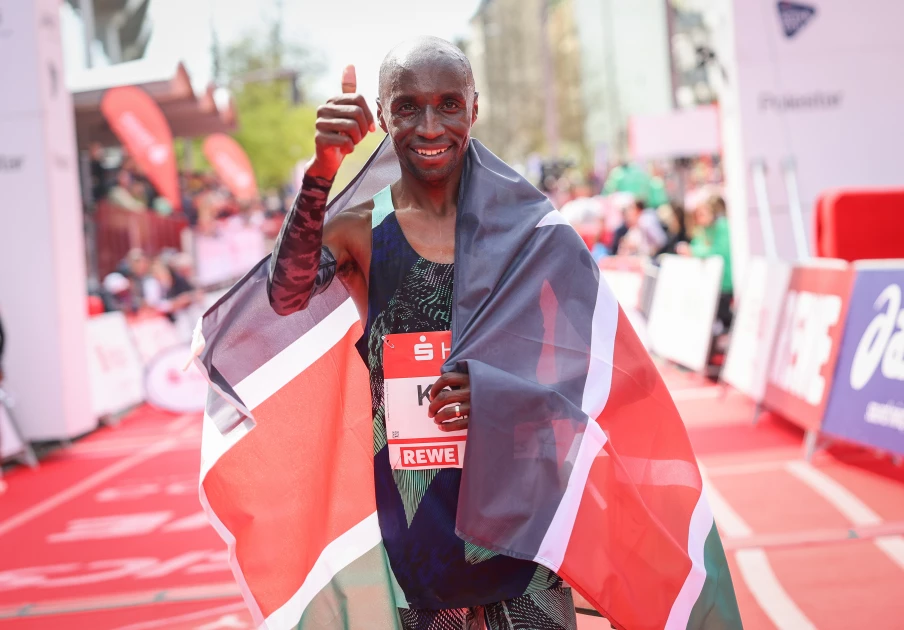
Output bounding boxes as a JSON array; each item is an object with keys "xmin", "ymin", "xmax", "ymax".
[
  {"xmin": 203, "ymin": 133, "xmax": 258, "ymax": 202},
  {"xmin": 101, "ymin": 86, "xmax": 180, "ymax": 210},
  {"xmin": 763, "ymin": 263, "xmax": 855, "ymax": 431},
  {"xmin": 821, "ymin": 263, "xmax": 904, "ymax": 456}
]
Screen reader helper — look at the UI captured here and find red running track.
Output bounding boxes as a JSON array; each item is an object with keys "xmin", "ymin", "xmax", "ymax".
[{"xmin": 1, "ymin": 365, "xmax": 903, "ymax": 629}]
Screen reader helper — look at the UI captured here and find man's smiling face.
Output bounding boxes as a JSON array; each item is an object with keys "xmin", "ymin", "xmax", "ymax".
[{"xmin": 377, "ymin": 39, "xmax": 478, "ymax": 185}]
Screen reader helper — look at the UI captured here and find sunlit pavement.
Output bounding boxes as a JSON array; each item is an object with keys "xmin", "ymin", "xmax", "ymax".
[{"xmin": 2, "ymin": 365, "xmax": 903, "ymax": 629}]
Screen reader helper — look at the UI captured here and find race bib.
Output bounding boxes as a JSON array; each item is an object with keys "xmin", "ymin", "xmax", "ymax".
[{"xmin": 383, "ymin": 331, "xmax": 466, "ymax": 470}]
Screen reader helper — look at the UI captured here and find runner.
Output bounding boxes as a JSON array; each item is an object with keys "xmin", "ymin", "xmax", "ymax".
[
  {"xmin": 268, "ymin": 36, "xmax": 578, "ymax": 629},
  {"xmin": 198, "ymin": 34, "xmax": 741, "ymax": 630}
]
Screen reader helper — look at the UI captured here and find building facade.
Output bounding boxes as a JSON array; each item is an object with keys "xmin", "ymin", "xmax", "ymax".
[
  {"xmin": 467, "ymin": 0, "xmax": 586, "ymax": 166},
  {"xmin": 571, "ymin": 0, "xmax": 674, "ymax": 163}
]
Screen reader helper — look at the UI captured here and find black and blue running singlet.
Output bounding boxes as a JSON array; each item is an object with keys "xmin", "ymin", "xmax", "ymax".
[{"xmin": 361, "ymin": 186, "xmax": 573, "ymax": 622}]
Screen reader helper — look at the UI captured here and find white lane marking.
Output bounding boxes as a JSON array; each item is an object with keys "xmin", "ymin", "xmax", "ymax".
[
  {"xmin": 0, "ymin": 414, "xmax": 196, "ymax": 537},
  {"xmin": 735, "ymin": 549, "xmax": 817, "ymax": 630},
  {"xmin": 706, "ymin": 460, "xmax": 788, "ymax": 477},
  {"xmin": 785, "ymin": 460, "xmax": 904, "ymax": 571},
  {"xmin": 701, "ymin": 467, "xmax": 816, "ymax": 630},
  {"xmin": 112, "ymin": 601, "xmax": 248, "ymax": 630},
  {"xmin": 670, "ymin": 387, "xmax": 723, "ymax": 401},
  {"xmin": 874, "ymin": 537, "xmax": 904, "ymax": 571},
  {"xmin": 699, "ymin": 468, "xmax": 752, "ymax": 538}
]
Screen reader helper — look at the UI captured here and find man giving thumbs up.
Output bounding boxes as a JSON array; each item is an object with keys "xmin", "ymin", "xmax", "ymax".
[{"xmin": 266, "ymin": 37, "xmax": 578, "ymax": 630}]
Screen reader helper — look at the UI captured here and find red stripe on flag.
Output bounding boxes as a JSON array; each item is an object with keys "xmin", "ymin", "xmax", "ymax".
[
  {"xmin": 202, "ymin": 323, "xmax": 372, "ymax": 619},
  {"xmin": 559, "ymin": 309, "xmax": 702, "ymax": 629}
]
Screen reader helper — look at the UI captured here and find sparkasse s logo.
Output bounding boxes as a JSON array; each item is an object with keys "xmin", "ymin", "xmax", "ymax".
[{"xmin": 777, "ymin": 1, "xmax": 817, "ymax": 38}]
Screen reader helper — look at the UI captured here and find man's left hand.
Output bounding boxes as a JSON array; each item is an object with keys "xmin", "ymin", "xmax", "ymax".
[{"xmin": 428, "ymin": 372, "xmax": 470, "ymax": 432}]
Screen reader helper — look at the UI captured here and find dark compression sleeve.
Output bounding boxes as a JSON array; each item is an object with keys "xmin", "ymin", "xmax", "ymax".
[{"xmin": 267, "ymin": 173, "xmax": 337, "ymax": 315}]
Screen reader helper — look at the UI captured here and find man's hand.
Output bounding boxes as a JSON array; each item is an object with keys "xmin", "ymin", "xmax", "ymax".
[
  {"xmin": 675, "ymin": 242, "xmax": 691, "ymax": 256},
  {"xmin": 305, "ymin": 65, "xmax": 376, "ymax": 181},
  {"xmin": 428, "ymin": 372, "xmax": 470, "ymax": 432}
]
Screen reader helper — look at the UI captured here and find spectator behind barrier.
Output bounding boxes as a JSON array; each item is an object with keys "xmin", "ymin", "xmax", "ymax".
[
  {"xmin": 617, "ymin": 198, "xmax": 667, "ymax": 257},
  {"xmin": 655, "ymin": 203, "xmax": 690, "ymax": 257},
  {"xmin": 143, "ymin": 259, "xmax": 201, "ymax": 321},
  {"xmin": 107, "ymin": 170, "xmax": 146, "ymax": 212},
  {"xmin": 100, "ymin": 272, "xmax": 137, "ymax": 314},
  {"xmin": 678, "ymin": 195, "xmax": 733, "ymax": 332}
]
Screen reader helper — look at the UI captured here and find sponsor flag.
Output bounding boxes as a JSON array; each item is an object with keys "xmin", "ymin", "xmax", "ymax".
[
  {"xmin": 193, "ymin": 139, "xmax": 741, "ymax": 629},
  {"xmin": 100, "ymin": 86, "xmax": 180, "ymax": 210},
  {"xmin": 203, "ymin": 133, "xmax": 259, "ymax": 202}
]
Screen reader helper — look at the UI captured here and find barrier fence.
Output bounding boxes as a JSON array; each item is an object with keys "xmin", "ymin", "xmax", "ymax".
[
  {"xmin": 8, "ymin": 209, "xmax": 904, "ymax": 468},
  {"xmin": 92, "ymin": 201, "xmax": 189, "ymax": 278}
]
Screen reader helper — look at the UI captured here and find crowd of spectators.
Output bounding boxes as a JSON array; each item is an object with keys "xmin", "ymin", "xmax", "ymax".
[
  {"xmin": 553, "ymin": 157, "xmax": 735, "ymax": 352},
  {"xmin": 90, "ymin": 248, "xmax": 203, "ymax": 326},
  {"xmin": 88, "ymin": 142, "xmax": 288, "ymax": 240}
]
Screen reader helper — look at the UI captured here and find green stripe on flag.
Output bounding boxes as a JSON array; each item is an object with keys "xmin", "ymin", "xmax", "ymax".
[
  {"xmin": 295, "ymin": 542, "xmax": 404, "ymax": 629},
  {"xmin": 686, "ymin": 521, "xmax": 743, "ymax": 630}
]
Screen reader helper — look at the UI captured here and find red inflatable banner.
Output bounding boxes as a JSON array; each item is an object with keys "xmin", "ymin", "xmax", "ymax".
[
  {"xmin": 202, "ymin": 133, "xmax": 258, "ymax": 201},
  {"xmin": 100, "ymin": 86, "xmax": 181, "ymax": 210}
]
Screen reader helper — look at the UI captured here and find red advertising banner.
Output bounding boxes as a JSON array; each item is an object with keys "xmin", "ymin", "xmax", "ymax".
[
  {"xmin": 100, "ymin": 86, "xmax": 180, "ymax": 210},
  {"xmin": 202, "ymin": 133, "xmax": 258, "ymax": 201},
  {"xmin": 763, "ymin": 264, "xmax": 856, "ymax": 431}
]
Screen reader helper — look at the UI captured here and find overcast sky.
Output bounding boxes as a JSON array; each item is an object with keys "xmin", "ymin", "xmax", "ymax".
[{"xmin": 80, "ymin": 0, "xmax": 485, "ymax": 107}]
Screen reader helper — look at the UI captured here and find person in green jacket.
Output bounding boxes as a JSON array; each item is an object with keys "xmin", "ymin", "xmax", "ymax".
[{"xmin": 678, "ymin": 195, "xmax": 733, "ymax": 330}]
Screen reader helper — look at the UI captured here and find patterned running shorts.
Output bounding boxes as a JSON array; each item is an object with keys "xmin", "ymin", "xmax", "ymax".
[{"xmin": 399, "ymin": 586, "xmax": 577, "ymax": 630}]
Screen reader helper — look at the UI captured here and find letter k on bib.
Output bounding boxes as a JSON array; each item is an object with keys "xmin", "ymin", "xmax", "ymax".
[{"xmin": 384, "ymin": 331, "xmax": 466, "ymax": 470}]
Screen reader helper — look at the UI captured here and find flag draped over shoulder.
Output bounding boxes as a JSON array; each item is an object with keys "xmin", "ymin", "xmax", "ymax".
[{"xmin": 194, "ymin": 138, "xmax": 742, "ymax": 630}]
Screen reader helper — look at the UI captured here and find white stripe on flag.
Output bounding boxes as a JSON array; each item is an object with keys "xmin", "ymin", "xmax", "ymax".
[
  {"xmin": 664, "ymin": 486, "xmax": 714, "ymax": 629},
  {"xmin": 200, "ymin": 411, "xmax": 254, "ymax": 482},
  {"xmin": 234, "ymin": 299, "xmax": 360, "ymax": 410},
  {"xmin": 536, "ymin": 209, "xmax": 570, "ymax": 228},
  {"xmin": 535, "ymin": 273, "xmax": 618, "ymax": 572},
  {"xmin": 262, "ymin": 512, "xmax": 383, "ymax": 630},
  {"xmin": 199, "ymin": 484, "xmax": 265, "ymax": 627},
  {"xmin": 581, "ymin": 274, "xmax": 619, "ymax": 421},
  {"xmin": 535, "ymin": 420, "xmax": 608, "ymax": 572}
]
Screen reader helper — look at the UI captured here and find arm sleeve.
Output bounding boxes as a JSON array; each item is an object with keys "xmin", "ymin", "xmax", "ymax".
[{"xmin": 267, "ymin": 174, "xmax": 337, "ymax": 316}]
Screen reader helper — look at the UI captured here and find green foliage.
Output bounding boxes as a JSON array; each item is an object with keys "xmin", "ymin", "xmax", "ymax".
[
  {"xmin": 220, "ymin": 33, "xmax": 324, "ymax": 190},
  {"xmin": 231, "ymin": 81, "xmax": 317, "ymax": 190},
  {"xmin": 174, "ymin": 138, "xmax": 212, "ymax": 173}
]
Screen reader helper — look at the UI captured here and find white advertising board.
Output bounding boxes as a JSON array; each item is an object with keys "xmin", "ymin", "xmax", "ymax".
[
  {"xmin": 192, "ymin": 226, "xmax": 267, "ymax": 288},
  {"xmin": 647, "ymin": 254, "xmax": 723, "ymax": 372},
  {"xmin": 721, "ymin": 257, "xmax": 792, "ymax": 401},
  {"xmin": 0, "ymin": 0, "xmax": 93, "ymax": 440},
  {"xmin": 145, "ymin": 344, "xmax": 207, "ymax": 413},
  {"xmin": 709, "ymin": 0, "xmax": 904, "ymax": 283},
  {"xmin": 128, "ymin": 315, "xmax": 182, "ymax": 365},
  {"xmin": 87, "ymin": 313, "xmax": 145, "ymax": 418}
]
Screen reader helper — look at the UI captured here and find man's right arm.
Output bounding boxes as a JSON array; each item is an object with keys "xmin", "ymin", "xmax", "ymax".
[
  {"xmin": 266, "ymin": 65, "xmax": 374, "ymax": 316},
  {"xmin": 267, "ymin": 174, "xmax": 338, "ymax": 315}
]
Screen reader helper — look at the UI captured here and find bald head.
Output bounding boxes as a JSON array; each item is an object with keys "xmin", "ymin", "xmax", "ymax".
[{"xmin": 378, "ymin": 36, "xmax": 475, "ymax": 102}]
